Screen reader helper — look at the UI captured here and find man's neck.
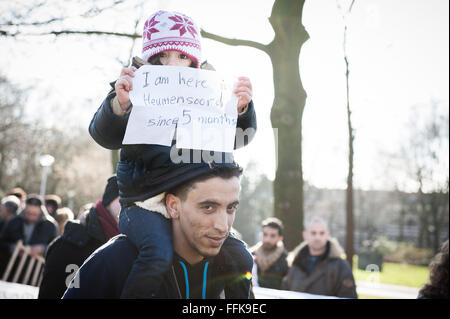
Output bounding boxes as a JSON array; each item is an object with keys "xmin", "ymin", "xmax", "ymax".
[
  {"xmin": 262, "ymin": 243, "xmax": 278, "ymax": 254},
  {"xmin": 173, "ymin": 231, "xmax": 203, "ymax": 265},
  {"xmin": 308, "ymin": 246, "xmax": 326, "ymax": 256}
]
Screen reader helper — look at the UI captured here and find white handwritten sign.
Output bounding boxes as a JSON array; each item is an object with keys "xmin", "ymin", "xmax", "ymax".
[{"xmin": 122, "ymin": 65, "xmax": 238, "ymax": 152}]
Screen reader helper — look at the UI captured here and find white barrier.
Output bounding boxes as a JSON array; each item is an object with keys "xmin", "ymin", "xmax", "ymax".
[{"xmin": 0, "ymin": 280, "xmax": 39, "ymax": 299}]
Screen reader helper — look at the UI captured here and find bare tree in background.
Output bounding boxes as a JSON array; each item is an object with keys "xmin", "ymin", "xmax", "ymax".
[
  {"xmin": 201, "ymin": 0, "xmax": 309, "ymax": 250},
  {"xmin": 0, "ymin": 0, "xmax": 143, "ymax": 173},
  {"xmin": 405, "ymin": 101, "xmax": 449, "ymax": 252},
  {"xmin": 2, "ymin": 0, "xmax": 310, "ymax": 249},
  {"xmin": 337, "ymin": 0, "xmax": 356, "ymax": 269},
  {"xmin": 1, "ymin": 1, "xmax": 311, "ymax": 248}
]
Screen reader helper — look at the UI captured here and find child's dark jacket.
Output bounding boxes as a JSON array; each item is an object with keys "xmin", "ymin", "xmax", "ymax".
[{"xmin": 89, "ymin": 59, "xmax": 257, "ymax": 206}]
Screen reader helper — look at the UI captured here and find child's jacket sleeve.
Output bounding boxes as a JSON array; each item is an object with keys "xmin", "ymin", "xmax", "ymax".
[{"xmin": 88, "ymin": 90, "xmax": 128, "ymax": 150}]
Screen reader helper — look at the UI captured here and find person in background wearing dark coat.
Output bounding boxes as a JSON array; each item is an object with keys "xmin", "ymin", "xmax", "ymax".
[
  {"xmin": 281, "ymin": 217, "xmax": 357, "ymax": 298},
  {"xmin": 0, "ymin": 195, "xmax": 21, "ymax": 275},
  {"xmin": 38, "ymin": 176, "xmax": 120, "ymax": 299},
  {"xmin": 417, "ymin": 239, "xmax": 449, "ymax": 299},
  {"xmin": 0, "ymin": 195, "xmax": 58, "ymax": 258},
  {"xmin": 250, "ymin": 217, "xmax": 289, "ymax": 290}
]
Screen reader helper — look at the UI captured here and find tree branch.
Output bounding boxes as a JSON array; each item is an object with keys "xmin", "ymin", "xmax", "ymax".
[
  {"xmin": 35, "ymin": 30, "xmax": 140, "ymax": 38},
  {"xmin": 200, "ymin": 29, "xmax": 269, "ymax": 54}
]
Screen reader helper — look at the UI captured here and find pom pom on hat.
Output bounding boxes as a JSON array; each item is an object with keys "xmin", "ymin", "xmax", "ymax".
[{"xmin": 142, "ymin": 10, "xmax": 202, "ymax": 68}]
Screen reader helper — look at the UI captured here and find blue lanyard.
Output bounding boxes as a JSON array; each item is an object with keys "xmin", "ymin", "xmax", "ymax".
[{"xmin": 178, "ymin": 261, "xmax": 210, "ymax": 299}]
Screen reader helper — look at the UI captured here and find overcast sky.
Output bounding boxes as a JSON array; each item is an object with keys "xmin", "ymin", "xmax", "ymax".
[{"xmin": 1, "ymin": 0, "xmax": 448, "ymax": 192}]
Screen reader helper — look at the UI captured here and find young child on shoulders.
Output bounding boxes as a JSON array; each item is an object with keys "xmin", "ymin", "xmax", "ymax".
[{"xmin": 89, "ymin": 10, "xmax": 257, "ymax": 298}]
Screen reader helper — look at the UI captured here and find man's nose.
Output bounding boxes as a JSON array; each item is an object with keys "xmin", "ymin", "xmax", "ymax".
[{"xmin": 213, "ymin": 210, "xmax": 228, "ymax": 234}]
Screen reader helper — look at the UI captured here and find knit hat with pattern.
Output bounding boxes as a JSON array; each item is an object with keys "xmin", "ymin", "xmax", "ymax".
[{"xmin": 142, "ymin": 10, "xmax": 202, "ymax": 68}]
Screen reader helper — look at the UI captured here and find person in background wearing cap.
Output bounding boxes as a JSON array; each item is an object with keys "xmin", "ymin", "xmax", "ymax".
[
  {"xmin": 89, "ymin": 10, "xmax": 256, "ymax": 299},
  {"xmin": 0, "ymin": 195, "xmax": 21, "ymax": 275},
  {"xmin": 7, "ymin": 187, "xmax": 27, "ymax": 211},
  {"xmin": 0, "ymin": 195, "xmax": 20, "ymax": 232},
  {"xmin": 45, "ymin": 194, "xmax": 62, "ymax": 218},
  {"xmin": 38, "ymin": 176, "xmax": 120, "ymax": 299}
]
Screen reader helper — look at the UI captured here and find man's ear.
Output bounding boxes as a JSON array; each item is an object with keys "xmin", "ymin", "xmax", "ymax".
[
  {"xmin": 302, "ymin": 231, "xmax": 307, "ymax": 242},
  {"xmin": 165, "ymin": 193, "xmax": 180, "ymax": 219}
]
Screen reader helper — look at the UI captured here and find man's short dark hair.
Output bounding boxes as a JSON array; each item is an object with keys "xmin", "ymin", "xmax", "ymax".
[
  {"xmin": 26, "ymin": 194, "xmax": 43, "ymax": 207},
  {"xmin": 261, "ymin": 217, "xmax": 284, "ymax": 236},
  {"xmin": 166, "ymin": 165, "xmax": 243, "ymax": 201}
]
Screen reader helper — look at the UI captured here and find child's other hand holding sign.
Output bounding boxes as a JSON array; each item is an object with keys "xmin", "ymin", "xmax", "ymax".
[{"xmin": 234, "ymin": 76, "xmax": 253, "ymax": 114}]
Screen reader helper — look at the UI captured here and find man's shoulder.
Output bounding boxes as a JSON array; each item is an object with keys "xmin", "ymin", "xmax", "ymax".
[
  {"xmin": 89, "ymin": 234, "xmax": 138, "ymax": 263},
  {"xmin": 220, "ymin": 234, "xmax": 253, "ymax": 268},
  {"xmin": 62, "ymin": 235, "xmax": 138, "ymax": 298}
]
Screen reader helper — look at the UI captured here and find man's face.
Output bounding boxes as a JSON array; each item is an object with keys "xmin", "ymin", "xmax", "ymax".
[
  {"xmin": 24, "ymin": 205, "xmax": 41, "ymax": 224},
  {"xmin": 171, "ymin": 176, "xmax": 240, "ymax": 259},
  {"xmin": 303, "ymin": 222, "xmax": 330, "ymax": 254},
  {"xmin": 261, "ymin": 226, "xmax": 282, "ymax": 251}
]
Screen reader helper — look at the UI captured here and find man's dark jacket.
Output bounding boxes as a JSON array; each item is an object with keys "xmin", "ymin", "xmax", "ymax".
[
  {"xmin": 88, "ymin": 58, "xmax": 257, "ymax": 206},
  {"xmin": 256, "ymin": 252, "xmax": 289, "ymax": 290},
  {"xmin": 38, "ymin": 208, "xmax": 107, "ymax": 299},
  {"xmin": 62, "ymin": 234, "xmax": 253, "ymax": 299},
  {"xmin": 281, "ymin": 239, "xmax": 357, "ymax": 298},
  {"xmin": 250, "ymin": 242, "xmax": 289, "ymax": 290}
]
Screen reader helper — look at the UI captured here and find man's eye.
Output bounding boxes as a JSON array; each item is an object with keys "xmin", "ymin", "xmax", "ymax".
[
  {"xmin": 227, "ymin": 204, "xmax": 238, "ymax": 213},
  {"xmin": 179, "ymin": 54, "xmax": 188, "ymax": 59},
  {"xmin": 202, "ymin": 205, "xmax": 213, "ymax": 211}
]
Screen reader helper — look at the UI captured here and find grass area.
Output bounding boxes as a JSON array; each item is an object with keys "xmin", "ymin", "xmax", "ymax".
[{"xmin": 352, "ymin": 258, "xmax": 429, "ymax": 288}]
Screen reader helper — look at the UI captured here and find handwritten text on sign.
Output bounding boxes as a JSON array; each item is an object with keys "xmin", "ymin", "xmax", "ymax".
[{"xmin": 122, "ymin": 65, "xmax": 238, "ymax": 152}]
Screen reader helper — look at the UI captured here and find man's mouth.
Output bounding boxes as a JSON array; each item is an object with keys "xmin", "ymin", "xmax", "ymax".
[{"xmin": 206, "ymin": 236, "xmax": 226, "ymax": 248}]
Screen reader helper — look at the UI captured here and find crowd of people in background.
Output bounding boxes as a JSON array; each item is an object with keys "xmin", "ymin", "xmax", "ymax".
[
  {"xmin": 0, "ymin": 176, "xmax": 121, "ymax": 290},
  {"xmin": 0, "ymin": 178, "xmax": 448, "ymax": 299}
]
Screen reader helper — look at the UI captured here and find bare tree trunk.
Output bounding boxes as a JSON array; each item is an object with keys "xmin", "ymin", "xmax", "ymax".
[
  {"xmin": 345, "ymin": 51, "xmax": 355, "ymax": 268},
  {"xmin": 267, "ymin": 0, "xmax": 308, "ymax": 250},
  {"xmin": 2, "ymin": 0, "xmax": 310, "ymax": 250},
  {"xmin": 201, "ymin": 0, "xmax": 309, "ymax": 250},
  {"xmin": 339, "ymin": 0, "xmax": 356, "ymax": 269}
]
